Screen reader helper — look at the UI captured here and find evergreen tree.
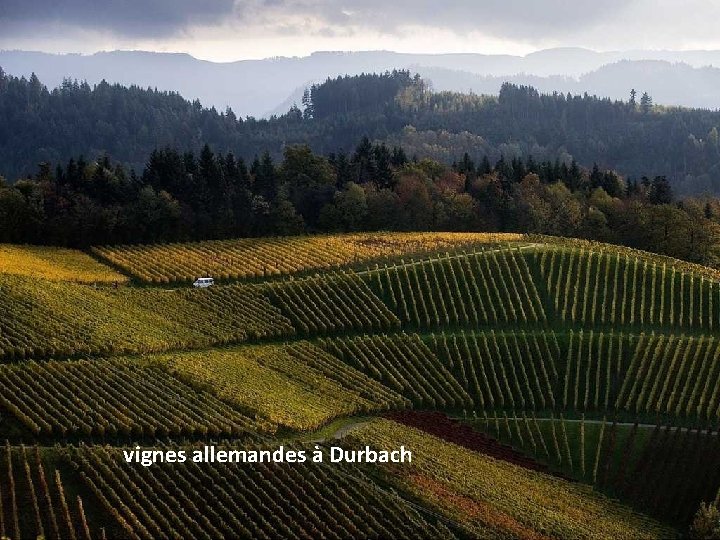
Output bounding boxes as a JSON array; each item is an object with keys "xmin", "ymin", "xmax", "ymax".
[
  {"xmin": 640, "ymin": 92, "xmax": 653, "ymax": 114},
  {"xmin": 391, "ymin": 146, "xmax": 408, "ymax": 167},
  {"xmin": 649, "ymin": 175, "xmax": 673, "ymax": 204},
  {"xmin": 373, "ymin": 143, "xmax": 394, "ymax": 189},
  {"xmin": 252, "ymin": 151, "xmax": 278, "ymax": 201},
  {"xmin": 334, "ymin": 152, "xmax": 353, "ymax": 188},
  {"xmin": 479, "ymin": 156, "xmax": 492, "ymax": 175},
  {"xmin": 590, "ymin": 163, "xmax": 603, "ymax": 189},
  {"xmin": 301, "ymin": 88, "xmax": 314, "ymax": 120},
  {"xmin": 351, "ymin": 137, "xmax": 377, "ymax": 184}
]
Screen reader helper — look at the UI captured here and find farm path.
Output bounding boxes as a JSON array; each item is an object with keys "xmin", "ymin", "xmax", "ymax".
[{"xmin": 333, "ymin": 420, "xmax": 370, "ymax": 439}]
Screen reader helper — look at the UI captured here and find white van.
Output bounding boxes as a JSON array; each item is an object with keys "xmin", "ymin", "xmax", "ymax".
[{"xmin": 193, "ymin": 277, "xmax": 214, "ymax": 288}]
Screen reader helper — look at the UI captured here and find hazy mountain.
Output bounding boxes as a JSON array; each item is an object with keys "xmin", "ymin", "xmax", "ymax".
[
  {"xmin": 577, "ymin": 61, "xmax": 720, "ymax": 109},
  {"xmin": 4, "ymin": 48, "xmax": 720, "ymax": 118},
  {"xmin": 414, "ymin": 60, "xmax": 720, "ymax": 110}
]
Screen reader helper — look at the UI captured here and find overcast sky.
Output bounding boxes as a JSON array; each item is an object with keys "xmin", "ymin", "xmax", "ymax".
[{"xmin": 1, "ymin": 0, "xmax": 720, "ymax": 61}]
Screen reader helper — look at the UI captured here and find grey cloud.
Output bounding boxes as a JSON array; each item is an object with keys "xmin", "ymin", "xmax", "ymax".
[
  {"xmin": 0, "ymin": 0, "xmax": 238, "ymax": 37},
  {"xmin": 262, "ymin": 0, "xmax": 633, "ymax": 38},
  {"xmin": 316, "ymin": 27, "xmax": 339, "ymax": 38},
  {"xmin": 0, "ymin": 0, "xmax": 686, "ymax": 46}
]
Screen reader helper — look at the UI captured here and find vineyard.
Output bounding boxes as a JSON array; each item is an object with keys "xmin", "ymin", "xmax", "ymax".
[
  {"xmin": 154, "ymin": 342, "xmax": 406, "ymax": 431},
  {"xmin": 0, "ymin": 243, "xmax": 127, "ymax": 284},
  {"xmin": 92, "ymin": 232, "xmax": 524, "ymax": 283},
  {"xmin": 64, "ymin": 444, "xmax": 453, "ymax": 540},
  {"xmin": 265, "ymin": 273, "xmax": 400, "ymax": 335},
  {"xmin": 474, "ymin": 415, "xmax": 720, "ymax": 524},
  {"xmin": 346, "ymin": 419, "xmax": 676, "ymax": 539},
  {"xmin": 365, "ymin": 247, "xmax": 546, "ymax": 327},
  {"xmin": 320, "ymin": 333, "xmax": 472, "ymax": 409},
  {"xmin": 4, "ymin": 233, "xmax": 720, "ymax": 537},
  {"xmin": 384, "ymin": 411, "xmax": 553, "ymax": 474},
  {"xmin": 0, "ymin": 276, "xmax": 294, "ymax": 362},
  {"xmin": 539, "ymin": 246, "xmax": 720, "ymax": 329},
  {"xmin": 0, "ymin": 445, "xmax": 97, "ymax": 540},
  {"xmin": 0, "ymin": 359, "xmax": 260, "ymax": 439},
  {"xmin": 431, "ymin": 330, "xmax": 560, "ymax": 411}
]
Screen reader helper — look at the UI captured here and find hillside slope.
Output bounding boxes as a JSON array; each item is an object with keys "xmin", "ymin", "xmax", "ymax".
[
  {"xmin": 3, "ymin": 69, "xmax": 720, "ymax": 194},
  {"xmin": 5, "ymin": 48, "xmax": 720, "ymax": 117},
  {"xmin": 3, "ymin": 233, "xmax": 719, "ymax": 537}
]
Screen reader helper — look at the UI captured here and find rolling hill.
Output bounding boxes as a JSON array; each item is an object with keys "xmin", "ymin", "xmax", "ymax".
[
  {"xmin": 2, "ymin": 232, "xmax": 720, "ymax": 537},
  {"xmin": 3, "ymin": 68, "xmax": 720, "ymax": 195},
  {"xmin": 4, "ymin": 48, "xmax": 720, "ymax": 118}
]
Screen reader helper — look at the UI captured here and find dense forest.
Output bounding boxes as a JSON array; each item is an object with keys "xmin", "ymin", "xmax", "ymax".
[
  {"xmin": 2, "ymin": 68, "xmax": 720, "ymax": 195},
  {"xmin": 1, "ymin": 139, "xmax": 719, "ymax": 267}
]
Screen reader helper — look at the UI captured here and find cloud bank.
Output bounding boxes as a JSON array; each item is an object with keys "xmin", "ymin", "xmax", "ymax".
[{"xmin": 2, "ymin": 0, "xmax": 720, "ymax": 60}]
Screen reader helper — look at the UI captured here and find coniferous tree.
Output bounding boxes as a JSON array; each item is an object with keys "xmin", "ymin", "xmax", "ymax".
[
  {"xmin": 252, "ymin": 151, "xmax": 278, "ymax": 202},
  {"xmin": 649, "ymin": 176, "xmax": 673, "ymax": 205},
  {"xmin": 640, "ymin": 92, "xmax": 653, "ymax": 114}
]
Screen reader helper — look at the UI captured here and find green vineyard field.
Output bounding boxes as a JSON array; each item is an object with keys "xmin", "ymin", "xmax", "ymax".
[
  {"xmin": 66, "ymin": 444, "xmax": 453, "ymax": 540},
  {"xmin": 91, "ymin": 232, "xmax": 523, "ymax": 283},
  {"xmin": 0, "ymin": 359, "xmax": 259, "ymax": 438},
  {"xmin": 472, "ymin": 415, "xmax": 720, "ymax": 524},
  {"xmin": 3, "ymin": 234, "xmax": 720, "ymax": 538},
  {"xmin": 366, "ymin": 247, "xmax": 546, "ymax": 327},
  {"xmin": 154, "ymin": 342, "xmax": 406, "ymax": 431}
]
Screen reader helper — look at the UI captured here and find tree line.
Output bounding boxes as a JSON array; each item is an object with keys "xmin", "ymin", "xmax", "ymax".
[
  {"xmin": 1, "ymin": 139, "xmax": 718, "ymax": 268},
  {"xmin": 3, "ymin": 69, "xmax": 720, "ymax": 196}
]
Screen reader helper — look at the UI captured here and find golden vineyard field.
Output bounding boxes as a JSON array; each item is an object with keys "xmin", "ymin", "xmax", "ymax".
[
  {"xmin": 5, "ymin": 232, "xmax": 720, "ymax": 538},
  {"xmin": 91, "ymin": 231, "xmax": 525, "ymax": 283},
  {"xmin": 0, "ymin": 244, "xmax": 127, "ymax": 284},
  {"xmin": 348, "ymin": 419, "xmax": 676, "ymax": 540}
]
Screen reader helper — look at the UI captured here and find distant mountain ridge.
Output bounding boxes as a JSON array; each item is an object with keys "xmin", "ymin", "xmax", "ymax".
[
  {"xmin": 3, "ymin": 48, "xmax": 720, "ymax": 118},
  {"xmin": 414, "ymin": 60, "xmax": 720, "ymax": 110}
]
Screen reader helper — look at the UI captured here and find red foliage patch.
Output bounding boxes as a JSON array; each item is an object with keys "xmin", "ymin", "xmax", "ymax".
[{"xmin": 384, "ymin": 411, "xmax": 562, "ymax": 477}]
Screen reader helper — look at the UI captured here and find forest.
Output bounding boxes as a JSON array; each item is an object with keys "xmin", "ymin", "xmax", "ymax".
[
  {"xmin": 1, "ymin": 138, "xmax": 719, "ymax": 268},
  {"xmin": 2, "ymin": 69, "xmax": 720, "ymax": 195}
]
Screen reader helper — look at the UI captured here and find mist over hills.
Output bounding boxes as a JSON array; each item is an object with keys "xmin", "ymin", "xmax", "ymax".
[{"xmin": 3, "ymin": 48, "xmax": 720, "ymax": 118}]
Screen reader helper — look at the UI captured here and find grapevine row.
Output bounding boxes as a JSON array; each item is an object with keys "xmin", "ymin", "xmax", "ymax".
[
  {"xmin": 485, "ymin": 416, "xmax": 720, "ymax": 525},
  {"xmin": 349, "ymin": 419, "xmax": 675, "ymax": 539},
  {"xmin": 0, "ymin": 444, "xmax": 93, "ymax": 540},
  {"xmin": 539, "ymin": 246, "xmax": 720, "ymax": 329},
  {"xmin": 432, "ymin": 330, "xmax": 559, "ymax": 411},
  {"xmin": 560, "ymin": 331, "xmax": 631, "ymax": 412},
  {"xmin": 367, "ymin": 247, "xmax": 546, "ymax": 327},
  {"xmin": 267, "ymin": 273, "xmax": 400, "ymax": 335},
  {"xmin": 0, "ymin": 275, "xmax": 294, "ymax": 362},
  {"xmin": 92, "ymin": 232, "xmax": 523, "ymax": 283},
  {"xmin": 322, "ymin": 333, "xmax": 473, "ymax": 409},
  {"xmin": 157, "ymin": 342, "xmax": 403, "ymax": 430},
  {"xmin": 67, "ymin": 444, "xmax": 450, "ymax": 539},
  {"xmin": 0, "ymin": 359, "xmax": 258, "ymax": 438},
  {"xmin": 616, "ymin": 334, "xmax": 720, "ymax": 419},
  {"xmin": 0, "ymin": 243, "xmax": 126, "ymax": 284}
]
